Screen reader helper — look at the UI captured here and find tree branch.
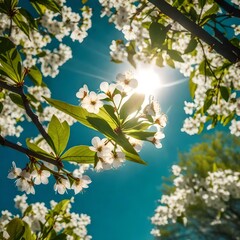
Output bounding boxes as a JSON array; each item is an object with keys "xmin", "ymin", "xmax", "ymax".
[
  {"xmin": 0, "ymin": 78, "xmax": 53, "ymax": 146},
  {"xmin": 214, "ymin": 0, "xmax": 240, "ymax": 18},
  {"xmin": 0, "ymin": 135, "xmax": 59, "ymax": 166},
  {"xmin": 147, "ymin": 0, "xmax": 240, "ymax": 63}
]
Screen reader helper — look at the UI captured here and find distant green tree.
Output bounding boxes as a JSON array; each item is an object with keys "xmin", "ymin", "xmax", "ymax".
[{"xmin": 151, "ymin": 132, "xmax": 240, "ymax": 240}]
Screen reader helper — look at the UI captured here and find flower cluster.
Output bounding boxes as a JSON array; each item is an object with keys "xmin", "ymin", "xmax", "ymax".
[
  {"xmin": 0, "ymin": 195, "xmax": 91, "ymax": 240},
  {"xmin": 7, "ymin": 161, "xmax": 91, "ymax": 195},
  {"xmin": 99, "ymin": 0, "xmax": 240, "ymax": 136},
  {"xmin": 151, "ymin": 166, "xmax": 240, "ymax": 237},
  {"xmin": 76, "ymin": 71, "xmax": 167, "ymax": 171},
  {"xmin": 0, "ymin": 1, "xmax": 92, "ymax": 78},
  {"xmin": 0, "ymin": 91, "xmax": 25, "ymax": 137}
]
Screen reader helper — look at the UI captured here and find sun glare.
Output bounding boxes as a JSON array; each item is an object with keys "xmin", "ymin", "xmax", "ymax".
[{"xmin": 135, "ymin": 67, "xmax": 161, "ymax": 95}]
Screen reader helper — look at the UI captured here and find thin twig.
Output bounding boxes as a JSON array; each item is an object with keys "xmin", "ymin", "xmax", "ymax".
[
  {"xmin": 0, "ymin": 78, "xmax": 53, "ymax": 146},
  {"xmin": 0, "ymin": 135, "xmax": 59, "ymax": 166}
]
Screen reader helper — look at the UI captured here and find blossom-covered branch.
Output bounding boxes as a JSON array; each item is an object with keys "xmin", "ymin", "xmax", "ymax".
[
  {"xmin": 0, "ymin": 78, "xmax": 52, "ymax": 146},
  {"xmin": 0, "ymin": 135, "xmax": 59, "ymax": 167},
  {"xmin": 148, "ymin": 0, "xmax": 239, "ymax": 63}
]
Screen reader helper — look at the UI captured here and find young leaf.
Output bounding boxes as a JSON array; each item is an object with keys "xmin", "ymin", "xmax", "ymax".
[
  {"xmin": 220, "ymin": 86, "xmax": 229, "ymax": 102},
  {"xmin": 19, "ymin": 8, "xmax": 38, "ymax": 30},
  {"xmin": 22, "ymin": 221, "xmax": 34, "ymax": 240},
  {"xmin": 149, "ymin": 22, "xmax": 167, "ymax": 48},
  {"xmin": 0, "ymin": 37, "xmax": 22, "ymax": 83},
  {"xmin": 29, "ymin": 0, "xmax": 47, "ymax": 15},
  {"xmin": 199, "ymin": 0, "xmax": 206, "ymax": 8},
  {"xmin": 125, "ymin": 131, "xmax": 155, "ymax": 141},
  {"xmin": 13, "ymin": 12, "xmax": 30, "ymax": 38},
  {"xmin": 189, "ymin": 71, "xmax": 197, "ymax": 99},
  {"xmin": 48, "ymin": 115, "xmax": 70, "ymax": 156},
  {"xmin": 9, "ymin": 93, "xmax": 24, "ymax": 108},
  {"xmin": 203, "ymin": 97, "xmax": 212, "ymax": 113},
  {"xmin": 119, "ymin": 93, "xmax": 145, "ymax": 121},
  {"xmin": 0, "ymin": 102, "xmax": 3, "ymax": 113},
  {"xmin": 126, "ymin": 41, "xmax": 136, "ymax": 68},
  {"xmin": 184, "ymin": 38, "xmax": 198, "ymax": 54},
  {"xmin": 51, "ymin": 233, "xmax": 68, "ymax": 240},
  {"xmin": 168, "ymin": 50, "xmax": 184, "ymax": 62},
  {"xmin": 26, "ymin": 138, "xmax": 56, "ymax": 159},
  {"xmin": 28, "ymin": 66, "xmax": 42, "ymax": 86},
  {"xmin": 6, "ymin": 218, "xmax": 25, "ymax": 240},
  {"xmin": 61, "ymin": 145, "xmax": 95, "ymax": 163},
  {"xmin": 156, "ymin": 54, "xmax": 163, "ymax": 67},
  {"xmin": 200, "ymin": 3, "xmax": 219, "ymax": 25},
  {"xmin": 52, "ymin": 199, "xmax": 70, "ymax": 215},
  {"xmin": 31, "ymin": 0, "xmax": 61, "ymax": 14}
]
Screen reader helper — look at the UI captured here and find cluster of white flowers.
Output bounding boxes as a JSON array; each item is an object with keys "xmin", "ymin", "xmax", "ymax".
[
  {"xmin": 0, "ymin": 84, "xmax": 76, "ymax": 138},
  {"xmin": 99, "ymin": 0, "xmax": 240, "ymax": 136},
  {"xmin": 7, "ymin": 161, "xmax": 91, "ymax": 195},
  {"xmin": 76, "ymin": 71, "xmax": 167, "ymax": 171},
  {"xmin": 0, "ymin": 91, "xmax": 25, "ymax": 137},
  {"xmin": 0, "ymin": 194, "xmax": 91, "ymax": 240},
  {"xmin": 151, "ymin": 166, "xmax": 240, "ymax": 237},
  {"xmin": 0, "ymin": 2, "xmax": 92, "ymax": 78}
]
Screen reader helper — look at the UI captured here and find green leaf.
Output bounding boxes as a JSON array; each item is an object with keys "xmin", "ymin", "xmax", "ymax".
[
  {"xmin": 0, "ymin": 0, "xmax": 18, "ymax": 14},
  {"xmin": 23, "ymin": 205, "xmax": 33, "ymax": 217},
  {"xmin": 9, "ymin": 93, "xmax": 24, "ymax": 108},
  {"xmin": 51, "ymin": 233, "xmax": 67, "ymax": 240},
  {"xmin": 123, "ymin": 119, "xmax": 150, "ymax": 131},
  {"xmin": 199, "ymin": 0, "xmax": 206, "ymax": 8},
  {"xmin": 188, "ymin": 7, "xmax": 198, "ymax": 22},
  {"xmin": 48, "ymin": 115, "xmax": 70, "ymax": 156},
  {"xmin": 126, "ymin": 41, "xmax": 136, "ymax": 68},
  {"xmin": 44, "ymin": 97, "xmax": 117, "ymax": 130},
  {"xmin": 173, "ymin": 0, "xmax": 186, "ymax": 7},
  {"xmin": 156, "ymin": 54, "xmax": 163, "ymax": 67},
  {"xmin": 29, "ymin": 0, "xmax": 47, "ymax": 15},
  {"xmin": 189, "ymin": 71, "xmax": 197, "ymax": 99},
  {"xmin": 26, "ymin": 138, "xmax": 56, "ymax": 159},
  {"xmin": 222, "ymin": 113, "xmax": 234, "ymax": 126},
  {"xmin": 28, "ymin": 66, "xmax": 42, "ymax": 86},
  {"xmin": 19, "ymin": 8, "xmax": 38, "ymax": 30},
  {"xmin": 149, "ymin": 22, "xmax": 168, "ymax": 48},
  {"xmin": 166, "ymin": 58, "xmax": 175, "ymax": 68},
  {"xmin": 30, "ymin": 0, "xmax": 61, "ymax": 14},
  {"xmin": 61, "ymin": 145, "xmax": 95, "ymax": 163},
  {"xmin": 0, "ymin": 37, "xmax": 22, "ymax": 83},
  {"xmin": 120, "ymin": 93, "xmax": 145, "ymax": 121},
  {"xmin": 6, "ymin": 218, "xmax": 25, "ymax": 240},
  {"xmin": 220, "ymin": 86, "xmax": 229, "ymax": 102},
  {"xmin": 13, "ymin": 12, "xmax": 30, "ymax": 38},
  {"xmin": 52, "ymin": 199, "xmax": 70, "ymax": 215},
  {"xmin": 198, "ymin": 122, "xmax": 204, "ymax": 134},
  {"xmin": 203, "ymin": 97, "xmax": 212, "ymax": 112},
  {"xmin": 22, "ymin": 221, "xmax": 34, "ymax": 240},
  {"xmin": 200, "ymin": 3, "xmax": 219, "ymax": 25},
  {"xmin": 184, "ymin": 38, "xmax": 198, "ymax": 54},
  {"xmin": 168, "ymin": 50, "xmax": 184, "ymax": 62},
  {"xmin": 126, "ymin": 131, "xmax": 155, "ymax": 141},
  {"xmin": 0, "ymin": 102, "xmax": 3, "ymax": 113}
]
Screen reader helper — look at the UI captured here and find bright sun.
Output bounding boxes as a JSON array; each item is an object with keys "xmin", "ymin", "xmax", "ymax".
[{"xmin": 135, "ymin": 66, "xmax": 161, "ymax": 95}]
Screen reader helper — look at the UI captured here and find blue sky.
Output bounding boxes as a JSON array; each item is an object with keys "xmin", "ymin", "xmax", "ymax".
[{"xmin": 0, "ymin": 2, "xmax": 221, "ymax": 239}]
